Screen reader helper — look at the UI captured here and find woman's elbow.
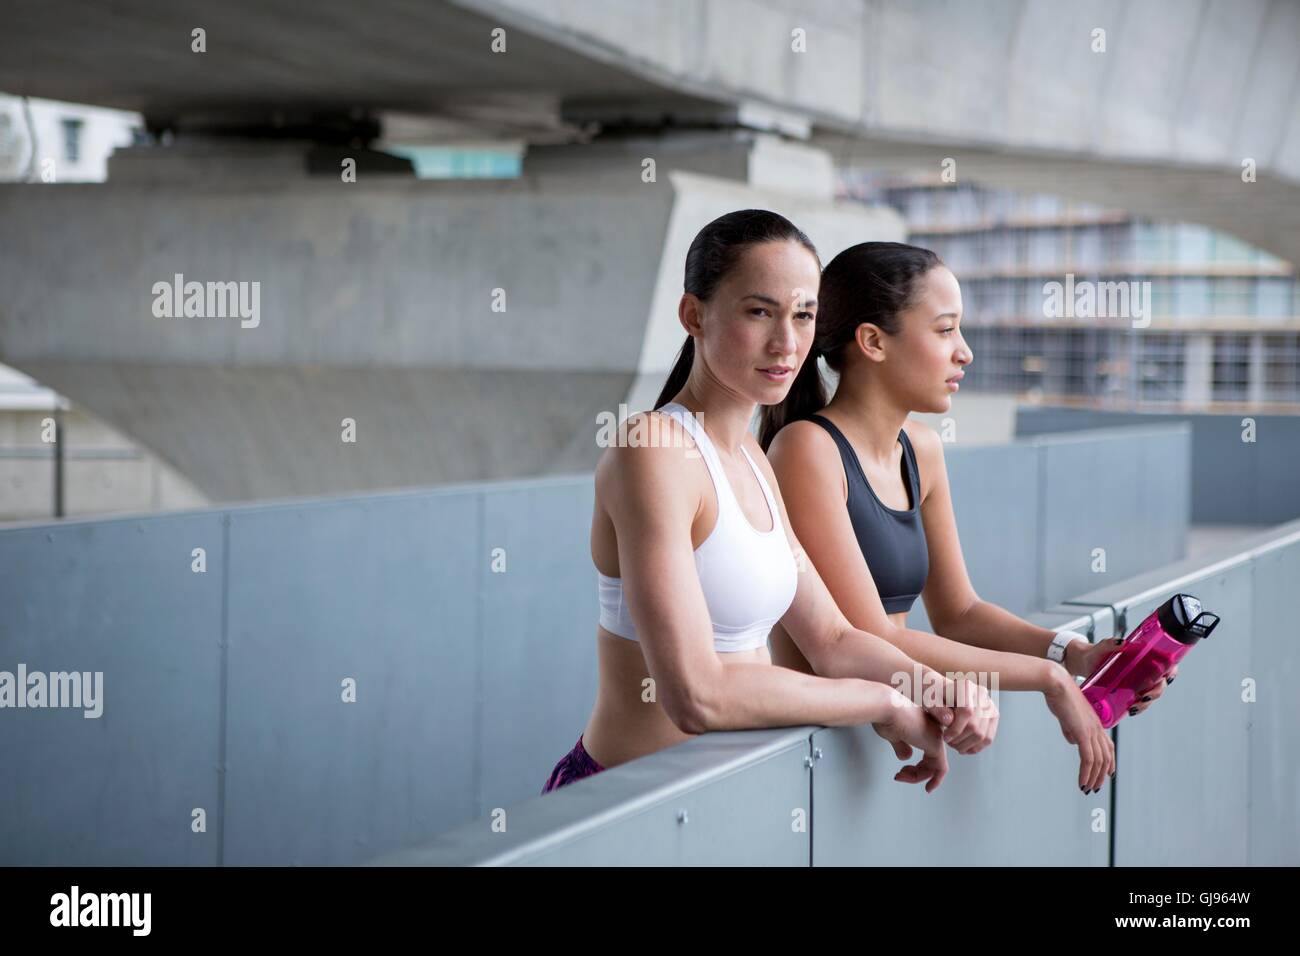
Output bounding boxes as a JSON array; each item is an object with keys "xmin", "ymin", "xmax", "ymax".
[
  {"xmin": 663, "ymin": 680, "xmax": 715, "ymax": 735},
  {"xmin": 803, "ymin": 620, "xmax": 901, "ymax": 677},
  {"xmin": 794, "ymin": 622, "xmax": 855, "ymax": 678}
]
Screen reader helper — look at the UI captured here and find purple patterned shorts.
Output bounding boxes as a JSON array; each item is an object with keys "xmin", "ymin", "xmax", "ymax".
[{"xmin": 541, "ymin": 734, "xmax": 606, "ymax": 794}]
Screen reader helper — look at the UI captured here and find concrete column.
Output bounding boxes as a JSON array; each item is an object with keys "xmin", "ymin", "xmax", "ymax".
[{"xmin": 0, "ymin": 134, "xmax": 901, "ymax": 501}]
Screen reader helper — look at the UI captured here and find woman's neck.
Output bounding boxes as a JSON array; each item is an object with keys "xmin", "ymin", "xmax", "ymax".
[
  {"xmin": 669, "ymin": 382, "xmax": 755, "ymax": 456},
  {"xmin": 822, "ymin": 371, "xmax": 911, "ymax": 468}
]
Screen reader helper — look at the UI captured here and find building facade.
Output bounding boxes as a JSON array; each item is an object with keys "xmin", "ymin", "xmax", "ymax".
[
  {"xmin": 845, "ymin": 175, "xmax": 1300, "ymax": 410},
  {"xmin": 0, "ymin": 93, "xmax": 141, "ymax": 182}
]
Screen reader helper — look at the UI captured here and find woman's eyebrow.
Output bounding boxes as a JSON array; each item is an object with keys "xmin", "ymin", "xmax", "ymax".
[
  {"xmin": 932, "ymin": 311, "xmax": 960, "ymax": 321},
  {"xmin": 742, "ymin": 294, "xmax": 818, "ymax": 307}
]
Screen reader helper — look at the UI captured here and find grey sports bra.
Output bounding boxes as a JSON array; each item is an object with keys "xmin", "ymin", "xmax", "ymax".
[{"xmin": 807, "ymin": 415, "xmax": 929, "ymax": 614}]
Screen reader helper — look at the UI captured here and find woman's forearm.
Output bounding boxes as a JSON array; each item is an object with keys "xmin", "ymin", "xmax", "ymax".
[
  {"xmin": 940, "ymin": 599, "xmax": 1062, "ymax": 662},
  {"xmin": 694, "ymin": 664, "xmax": 899, "ymax": 733},
  {"xmin": 809, "ymin": 623, "xmax": 940, "ymax": 689},
  {"xmin": 885, "ymin": 624, "xmax": 1058, "ymax": 691}
]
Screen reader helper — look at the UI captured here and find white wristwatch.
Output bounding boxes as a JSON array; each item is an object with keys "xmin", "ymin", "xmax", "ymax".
[{"xmin": 1047, "ymin": 629, "xmax": 1090, "ymax": 665}]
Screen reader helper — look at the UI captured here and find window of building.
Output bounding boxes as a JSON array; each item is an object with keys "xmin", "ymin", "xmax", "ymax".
[
  {"xmin": 1174, "ymin": 277, "xmax": 1210, "ymax": 316},
  {"xmin": 1262, "ymin": 333, "xmax": 1300, "ymax": 403},
  {"xmin": 1133, "ymin": 222, "xmax": 1173, "ymax": 266},
  {"xmin": 1211, "ymin": 232, "xmax": 1252, "ymax": 265},
  {"xmin": 1174, "ymin": 224, "xmax": 1214, "ymax": 266},
  {"xmin": 61, "ymin": 117, "xmax": 84, "ymax": 164},
  {"xmin": 1211, "ymin": 333, "xmax": 1251, "ymax": 401},
  {"xmin": 1254, "ymin": 278, "xmax": 1295, "ymax": 318},
  {"xmin": 1027, "ymin": 228, "xmax": 1061, "ymax": 270},
  {"xmin": 1072, "ymin": 226, "xmax": 1103, "ymax": 270},
  {"xmin": 1137, "ymin": 332, "xmax": 1185, "ymax": 403},
  {"xmin": 1148, "ymin": 277, "xmax": 1174, "ymax": 320},
  {"xmin": 1212, "ymin": 278, "xmax": 1252, "ymax": 318}
]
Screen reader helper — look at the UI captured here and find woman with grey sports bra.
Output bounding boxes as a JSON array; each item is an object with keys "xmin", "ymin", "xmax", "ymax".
[
  {"xmin": 541, "ymin": 212, "xmax": 998, "ymax": 796},
  {"xmin": 759, "ymin": 242, "xmax": 1176, "ymax": 794},
  {"xmin": 804, "ymin": 414, "xmax": 927, "ymax": 616}
]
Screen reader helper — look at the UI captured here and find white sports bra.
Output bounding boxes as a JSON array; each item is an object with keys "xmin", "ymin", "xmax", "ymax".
[{"xmin": 597, "ymin": 401, "xmax": 799, "ymax": 653}]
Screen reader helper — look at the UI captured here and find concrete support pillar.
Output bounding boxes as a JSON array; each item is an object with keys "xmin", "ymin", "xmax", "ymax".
[{"xmin": 0, "ymin": 134, "xmax": 902, "ymax": 501}]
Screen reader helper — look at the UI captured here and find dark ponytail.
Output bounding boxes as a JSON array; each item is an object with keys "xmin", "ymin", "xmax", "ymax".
[
  {"xmin": 653, "ymin": 209, "xmax": 819, "ymax": 410},
  {"xmin": 653, "ymin": 336, "xmax": 696, "ymax": 413},
  {"xmin": 757, "ymin": 339, "xmax": 830, "ymax": 452},
  {"xmin": 758, "ymin": 241, "xmax": 943, "ymax": 451}
]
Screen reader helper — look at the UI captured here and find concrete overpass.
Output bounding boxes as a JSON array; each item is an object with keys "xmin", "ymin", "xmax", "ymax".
[{"xmin": 1, "ymin": 0, "xmax": 1296, "ymax": 501}]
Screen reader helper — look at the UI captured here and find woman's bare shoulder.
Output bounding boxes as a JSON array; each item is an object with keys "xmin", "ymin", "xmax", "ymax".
[
  {"xmin": 767, "ymin": 416, "xmax": 836, "ymax": 453},
  {"xmin": 901, "ymin": 418, "xmax": 942, "ymax": 458},
  {"xmin": 901, "ymin": 418, "xmax": 945, "ymax": 498},
  {"xmin": 764, "ymin": 417, "xmax": 841, "ymax": 476},
  {"xmin": 595, "ymin": 409, "xmax": 701, "ymax": 513}
]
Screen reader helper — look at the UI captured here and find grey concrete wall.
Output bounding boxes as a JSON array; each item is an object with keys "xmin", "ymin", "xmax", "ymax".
[
  {"xmin": 375, "ymin": 727, "xmax": 815, "ymax": 866},
  {"xmin": 1015, "ymin": 406, "xmax": 1300, "ymax": 525},
  {"xmin": 0, "ymin": 476, "xmax": 600, "ymax": 866},
  {"xmin": 3, "ymin": 1, "xmax": 1298, "ymax": 265},
  {"xmin": 472, "ymin": 0, "xmax": 1300, "ymax": 179},
  {"xmin": 0, "ymin": 407, "xmax": 208, "ymax": 522},
  {"xmin": 473, "ymin": 0, "xmax": 1300, "ymax": 267},
  {"xmin": 380, "ymin": 518, "xmax": 1300, "ymax": 866},
  {"xmin": 7, "ymin": 1, "xmax": 1298, "ymax": 189},
  {"xmin": 1062, "ymin": 520, "xmax": 1300, "ymax": 866},
  {"xmin": 906, "ymin": 423, "xmax": 1189, "ymax": 632},
  {"xmin": 811, "ymin": 609, "xmax": 1107, "ymax": 866},
  {"xmin": 0, "ymin": 511, "xmax": 226, "ymax": 865},
  {"xmin": 0, "ymin": 425, "xmax": 1190, "ymax": 865},
  {"xmin": 0, "ymin": 164, "xmax": 900, "ymax": 502}
]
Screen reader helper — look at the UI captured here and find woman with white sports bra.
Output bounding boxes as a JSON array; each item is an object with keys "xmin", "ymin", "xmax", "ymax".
[{"xmin": 541, "ymin": 211, "xmax": 998, "ymax": 795}]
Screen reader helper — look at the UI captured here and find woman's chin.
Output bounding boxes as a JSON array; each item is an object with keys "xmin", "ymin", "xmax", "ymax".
[{"xmin": 752, "ymin": 380, "xmax": 794, "ymax": 404}]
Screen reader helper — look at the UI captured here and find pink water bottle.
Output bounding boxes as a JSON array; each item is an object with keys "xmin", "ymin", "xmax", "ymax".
[{"xmin": 1081, "ymin": 593, "xmax": 1220, "ymax": 729}]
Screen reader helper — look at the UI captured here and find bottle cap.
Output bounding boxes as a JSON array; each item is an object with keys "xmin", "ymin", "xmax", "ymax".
[{"xmin": 1157, "ymin": 593, "xmax": 1220, "ymax": 644}]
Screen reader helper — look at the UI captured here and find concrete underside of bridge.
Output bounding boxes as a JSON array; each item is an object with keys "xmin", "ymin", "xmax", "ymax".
[
  {"xmin": 0, "ymin": 145, "xmax": 899, "ymax": 501},
  {"xmin": 2, "ymin": 0, "xmax": 1297, "ymax": 500},
  {"xmin": 818, "ymin": 137, "xmax": 1300, "ymax": 272},
  {"xmin": 11, "ymin": 362, "xmax": 632, "ymax": 501}
]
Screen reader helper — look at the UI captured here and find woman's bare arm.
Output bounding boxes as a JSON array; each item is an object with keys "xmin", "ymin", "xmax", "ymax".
[
  {"xmin": 768, "ymin": 419, "xmax": 1062, "ymax": 689},
  {"xmin": 739, "ymin": 433, "xmax": 984, "ymax": 737},
  {"xmin": 907, "ymin": 424, "xmax": 1090, "ymax": 668},
  {"xmin": 601, "ymin": 412, "xmax": 900, "ymax": 735}
]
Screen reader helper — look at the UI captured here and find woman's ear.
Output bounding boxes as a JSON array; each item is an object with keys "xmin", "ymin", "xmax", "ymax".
[
  {"xmin": 679, "ymin": 292, "xmax": 704, "ymax": 337},
  {"xmin": 854, "ymin": 322, "xmax": 888, "ymax": 363}
]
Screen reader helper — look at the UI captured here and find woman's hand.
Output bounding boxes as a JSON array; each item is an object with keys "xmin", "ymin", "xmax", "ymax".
[
  {"xmin": 1068, "ymin": 636, "xmax": 1122, "ymax": 679},
  {"xmin": 873, "ymin": 690, "xmax": 949, "ymax": 793},
  {"xmin": 1043, "ymin": 669, "xmax": 1116, "ymax": 793},
  {"xmin": 935, "ymin": 674, "xmax": 999, "ymax": 755},
  {"xmin": 1068, "ymin": 637, "xmax": 1180, "ymax": 716}
]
